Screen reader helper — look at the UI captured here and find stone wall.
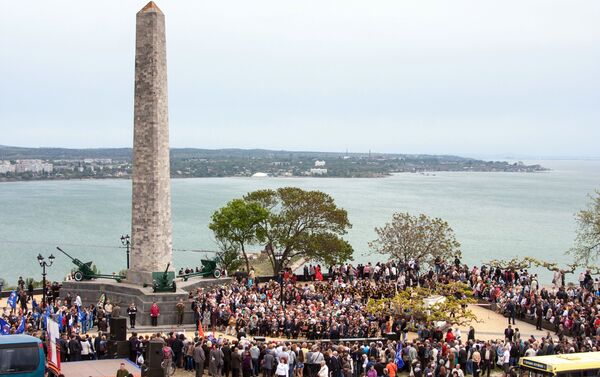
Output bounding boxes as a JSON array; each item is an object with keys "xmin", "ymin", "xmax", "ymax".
[{"xmin": 62, "ymin": 277, "xmax": 229, "ymax": 327}]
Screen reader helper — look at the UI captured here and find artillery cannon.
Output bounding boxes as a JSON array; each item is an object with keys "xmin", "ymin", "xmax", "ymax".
[
  {"xmin": 57, "ymin": 247, "xmax": 125, "ymax": 282},
  {"xmin": 178, "ymin": 258, "xmax": 221, "ymax": 281},
  {"xmin": 152, "ymin": 263, "xmax": 176, "ymax": 293}
]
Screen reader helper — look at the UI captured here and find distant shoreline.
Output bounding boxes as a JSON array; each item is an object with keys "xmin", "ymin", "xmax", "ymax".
[
  {"xmin": 0, "ymin": 169, "xmax": 553, "ymax": 184},
  {"xmin": 0, "ymin": 145, "xmax": 548, "ymax": 181}
]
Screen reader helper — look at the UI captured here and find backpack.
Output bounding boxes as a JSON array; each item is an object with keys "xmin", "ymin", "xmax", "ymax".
[{"xmin": 98, "ymin": 341, "xmax": 107, "ymax": 353}]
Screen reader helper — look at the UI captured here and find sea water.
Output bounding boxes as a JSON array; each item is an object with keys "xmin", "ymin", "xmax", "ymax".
[{"xmin": 0, "ymin": 160, "xmax": 598, "ymax": 285}]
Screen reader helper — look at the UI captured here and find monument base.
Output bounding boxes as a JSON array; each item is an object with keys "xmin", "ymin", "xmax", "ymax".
[
  {"xmin": 125, "ymin": 270, "xmax": 155, "ymax": 286},
  {"xmin": 61, "ymin": 276, "xmax": 230, "ymax": 327}
]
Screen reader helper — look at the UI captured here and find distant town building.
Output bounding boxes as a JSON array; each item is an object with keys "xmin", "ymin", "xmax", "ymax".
[
  {"xmin": 314, "ymin": 160, "xmax": 326, "ymax": 167},
  {"xmin": 83, "ymin": 158, "xmax": 112, "ymax": 164},
  {"xmin": 14, "ymin": 159, "xmax": 53, "ymax": 173},
  {"xmin": 309, "ymin": 168, "xmax": 328, "ymax": 175},
  {"xmin": 0, "ymin": 161, "xmax": 15, "ymax": 174}
]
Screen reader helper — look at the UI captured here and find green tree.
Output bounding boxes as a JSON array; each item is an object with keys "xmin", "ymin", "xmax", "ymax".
[
  {"xmin": 214, "ymin": 238, "xmax": 245, "ymax": 274},
  {"xmin": 366, "ymin": 282, "xmax": 477, "ymax": 327},
  {"xmin": 209, "ymin": 199, "xmax": 269, "ymax": 271},
  {"xmin": 569, "ymin": 191, "xmax": 600, "ymax": 266},
  {"xmin": 369, "ymin": 212, "xmax": 461, "ymax": 267},
  {"xmin": 244, "ymin": 187, "xmax": 353, "ymax": 274}
]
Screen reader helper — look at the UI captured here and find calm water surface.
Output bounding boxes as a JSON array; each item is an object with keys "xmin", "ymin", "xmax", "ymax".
[{"xmin": 0, "ymin": 160, "xmax": 598, "ymax": 284}]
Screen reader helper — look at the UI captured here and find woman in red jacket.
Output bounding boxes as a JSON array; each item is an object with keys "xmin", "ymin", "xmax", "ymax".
[{"xmin": 150, "ymin": 301, "xmax": 160, "ymax": 327}]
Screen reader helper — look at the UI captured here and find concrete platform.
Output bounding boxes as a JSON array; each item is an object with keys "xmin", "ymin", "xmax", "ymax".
[
  {"xmin": 62, "ymin": 276, "xmax": 230, "ymax": 326},
  {"xmin": 60, "ymin": 358, "xmax": 140, "ymax": 377}
]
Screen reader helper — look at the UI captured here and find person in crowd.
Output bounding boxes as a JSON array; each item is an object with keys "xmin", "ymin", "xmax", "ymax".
[
  {"xmin": 116, "ymin": 362, "xmax": 129, "ymax": 377},
  {"xmin": 150, "ymin": 301, "xmax": 160, "ymax": 327},
  {"xmin": 276, "ymin": 356, "xmax": 289, "ymax": 377},
  {"xmin": 127, "ymin": 302, "xmax": 137, "ymax": 329},
  {"xmin": 176, "ymin": 298, "xmax": 186, "ymax": 326}
]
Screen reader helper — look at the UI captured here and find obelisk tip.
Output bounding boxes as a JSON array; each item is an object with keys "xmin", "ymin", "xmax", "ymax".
[{"xmin": 139, "ymin": 1, "xmax": 163, "ymax": 15}]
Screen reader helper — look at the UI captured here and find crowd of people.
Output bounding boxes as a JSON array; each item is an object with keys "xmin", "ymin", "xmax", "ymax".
[{"xmin": 1, "ymin": 256, "xmax": 599, "ymax": 377}]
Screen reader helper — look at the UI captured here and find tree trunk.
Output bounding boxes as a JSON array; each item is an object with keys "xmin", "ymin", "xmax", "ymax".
[{"xmin": 241, "ymin": 244, "xmax": 250, "ymax": 272}]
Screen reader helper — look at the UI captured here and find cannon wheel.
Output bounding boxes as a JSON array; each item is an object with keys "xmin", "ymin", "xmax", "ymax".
[
  {"xmin": 74, "ymin": 271, "xmax": 84, "ymax": 281},
  {"xmin": 213, "ymin": 270, "xmax": 221, "ymax": 279}
]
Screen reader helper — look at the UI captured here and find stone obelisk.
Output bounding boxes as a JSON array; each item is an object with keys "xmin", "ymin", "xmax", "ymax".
[{"xmin": 128, "ymin": 1, "xmax": 172, "ymax": 285}]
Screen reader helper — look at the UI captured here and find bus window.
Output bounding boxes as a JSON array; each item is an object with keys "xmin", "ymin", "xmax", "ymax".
[{"xmin": 0, "ymin": 344, "xmax": 40, "ymax": 374}]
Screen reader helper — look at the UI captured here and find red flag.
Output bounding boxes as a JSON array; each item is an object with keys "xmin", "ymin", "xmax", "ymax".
[{"xmin": 198, "ymin": 322, "xmax": 204, "ymax": 337}]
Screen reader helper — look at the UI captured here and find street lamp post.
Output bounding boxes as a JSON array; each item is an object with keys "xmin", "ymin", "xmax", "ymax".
[
  {"xmin": 37, "ymin": 253, "xmax": 55, "ymax": 305},
  {"xmin": 120, "ymin": 235, "xmax": 131, "ymax": 269}
]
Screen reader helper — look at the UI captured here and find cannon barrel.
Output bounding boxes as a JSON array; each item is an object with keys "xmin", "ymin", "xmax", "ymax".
[
  {"xmin": 163, "ymin": 263, "xmax": 170, "ymax": 275},
  {"xmin": 56, "ymin": 246, "xmax": 75, "ymax": 261}
]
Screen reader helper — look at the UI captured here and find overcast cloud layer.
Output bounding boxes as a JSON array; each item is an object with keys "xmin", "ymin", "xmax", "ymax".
[{"xmin": 1, "ymin": 1, "xmax": 599, "ymax": 157}]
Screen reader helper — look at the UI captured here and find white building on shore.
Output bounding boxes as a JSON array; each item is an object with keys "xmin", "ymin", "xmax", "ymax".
[
  {"xmin": 15, "ymin": 159, "xmax": 53, "ymax": 173},
  {"xmin": 0, "ymin": 161, "xmax": 15, "ymax": 174},
  {"xmin": 309, "ymin": 168, "xmax": 328, "ymax": 175}
]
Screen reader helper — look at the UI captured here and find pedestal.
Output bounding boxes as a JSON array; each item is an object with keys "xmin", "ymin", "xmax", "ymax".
[{"xmin": 61, "ymin": 276, "xmax": 230, "ymax": 327}]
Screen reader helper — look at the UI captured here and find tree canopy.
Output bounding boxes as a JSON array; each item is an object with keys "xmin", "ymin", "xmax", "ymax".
[
  {"xmin": 369, "ymin": 212, "xmax": 461, "ymax": 267},
  {"xmin": 366, "ymin": 282, "xmax": 477, "ymax": 327},
  {"xmin": 208, "ymin": 198, "xmax": 269, "ymax": 271},
  {"xmin": 243, "ymin": 187, "xmax": 354, "ymax": 274},
  {"xmin": 569, "ymin": 191, "xmax": 600, "ymax": 266}
]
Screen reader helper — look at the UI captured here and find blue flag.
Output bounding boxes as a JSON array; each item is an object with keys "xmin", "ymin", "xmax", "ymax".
[
  {"xmin": 57, "ymin": 312, "xmax": 64, "ymax": 332},
  {"xmin": 77, "ymin": 306, "xmax": 85, "ymax": 323},
  {"xmin": 7, "ymin": 291, "xmax": 17, "ymax": 309},
  {"xmin": 0, "ymin": 318, "xmax": 10, "ymax": 335},
  {"xmin": 395, "ymin": 342, "xmax": 404, "ymax": 370},
  {"xmin": 16, "ymin": 317, "xmax": 25, "ymax": 334},
  {"xmin": 43, "ymin": 306, "xmax": 51, "ymax": 329}
]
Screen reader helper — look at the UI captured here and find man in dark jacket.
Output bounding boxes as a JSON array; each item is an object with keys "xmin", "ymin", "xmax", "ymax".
[
  {"xmin": 506, "ymin": 301, "xmax": 516, "ymax": 325},
  {"xmin": 194, "ymin": 341, "xmax": 206, "ymax": 377},
  {"xmin": 171, "ymin": 334, "xmax": 184, "ymax": 368},
  {"xmin": 535, "ymin": 305, "xmax": 544, "ymax": 330},
  {"xmin": 329, "ymin": 351, "xmax": 342, "ymax": 377},
  {"xmin": 504, "ymin": 325, "xmax": 515, "ymax": 343},
  {"xmin": 222, "ymin": 341, "xmax": 233, "ymax": 377},
  {"xmin": 129, "ymin": 332, "xmax": 140, "ymax": 362},
  {"xmin": 59, "ymin": 334, "xmax": 69, "ymax": 362},
  {"xmin": 231, "ymin": 347, "xmax": 242, "ymax": 377},
  {"xmin": 68, "ymin": 335, "xmax": 82, "ymax": 361}
]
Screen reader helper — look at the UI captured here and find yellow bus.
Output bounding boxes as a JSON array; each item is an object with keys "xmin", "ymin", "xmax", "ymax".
[{"xmin": 519, "ymin": 352, "xmax": 600, "ymax": 377}]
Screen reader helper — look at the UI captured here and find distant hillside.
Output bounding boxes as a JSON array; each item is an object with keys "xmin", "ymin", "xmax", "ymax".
[
  {"xmin": 0, "ymin": 145, "xmax": 546, "ymax": 181},
  {"xmin": 0, "ymin": 145, "xmax": 474, "ymax": 162}
]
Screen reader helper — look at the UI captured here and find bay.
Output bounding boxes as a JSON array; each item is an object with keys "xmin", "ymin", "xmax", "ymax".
[{"xmin": 0, "ymin": 159, "xmax": 598, "ymax": 285}]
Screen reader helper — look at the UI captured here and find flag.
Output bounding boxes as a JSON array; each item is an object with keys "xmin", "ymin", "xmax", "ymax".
[
  {"xmin": 7, "ymin": 290, "xmax": 17, "ymax": 309},
  {"xmin": 395, "ymin": 342, "xmax": 404, "ymax": 370},
  {"xmin": 198, "ymin": 322, "xmax": 205, "ymax": 338},
  {"xmin": 43, "ymin": 306, "xmax": 51, "ymax": 329},
  {"xmin": 77, "ymin": 306, "xmax": 84, "ymax": 323},
  {"xmin": 57, "ymin": 312, "xmax": 64, "ymax": 332},
  {"xmin": 0, "ymin": 318, "xmax": 10, "ymax": 335},
  {"xmin": 16, "ymin": 317, "xmax": 26, "ymax": 334}
]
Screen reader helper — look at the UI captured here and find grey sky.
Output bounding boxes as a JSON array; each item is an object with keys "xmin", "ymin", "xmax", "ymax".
[{"xmin": 1, "ymin": 1, "xmax": 599, "ymax": 157}]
